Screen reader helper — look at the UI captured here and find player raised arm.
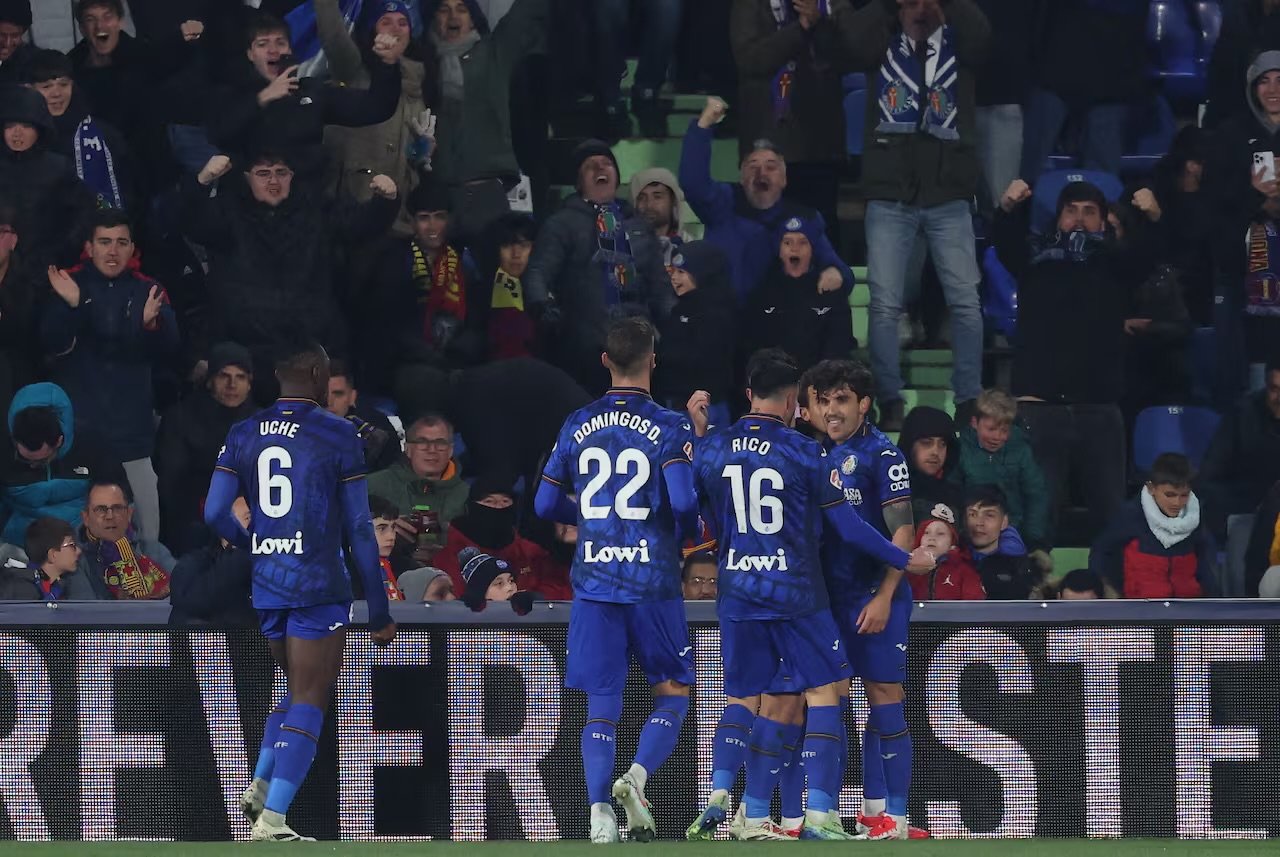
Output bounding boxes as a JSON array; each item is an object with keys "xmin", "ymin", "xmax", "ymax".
[
  {"xmin": 206, "ymin": 436, "xmax": 251, "ymax": 550},
  {"xmin": 534, "ymin": 476, "xmax": 578, "ymax": 525},
  {"xmin": 337, "ymin": 436, "xmax": 396, "ymax": 645}
]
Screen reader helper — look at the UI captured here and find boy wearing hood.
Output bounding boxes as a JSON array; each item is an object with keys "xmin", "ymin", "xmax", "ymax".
[
  {"xmin": 654, "ymin": 240, "xmax": 736, "ymax": 411},
  {"xmin": 741, "ymin": 215, "xmax": 853, "ymax": 372},
  {"xmin": 1203, "ymin": 49, "xmax": 1280, "ymax": 400},
  {"xmin": 993, "ymin": 176, "xmax": 1158, "ymax": 543},
  {"xmin": 896, "ymin": 404, "xmax": 964, "ymax": 528}
]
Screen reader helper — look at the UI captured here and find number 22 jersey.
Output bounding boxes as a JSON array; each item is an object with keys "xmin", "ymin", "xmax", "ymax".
[
  {"xmin": 215, "ymin": 397, "xmax": 368, "ymax": 609},
  {"xmin": 541, "ymin": 388, "xmax": 694, "ymax": 604}
]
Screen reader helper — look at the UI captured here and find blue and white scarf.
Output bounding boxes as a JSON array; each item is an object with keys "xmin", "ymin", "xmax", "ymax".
[
  {"xmin": 1030, "ymin": 230, "xmax": 1107, "ymax": 266},
  {"xmin": 876, "ymin": 26, "xmax": 959, "ymax": 140},
  {"xmin": 72, "ymin": 116, "xmax": 123, "ymax": 210}
]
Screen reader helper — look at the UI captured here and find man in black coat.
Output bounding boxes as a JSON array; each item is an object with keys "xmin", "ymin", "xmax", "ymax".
[
  {"xmin": 154, "ymin": 342, "xmax": 257, "ymax": 554},
  {"xmin": 206, "ymin": 9, "xmax": 401, "ymax": 180},
  {"xmin": 523, "ymin": 140, "xmax": 671, "ymax": 394},
  {"xmin": 1199, "ymin": 359, "xmax": 1280, "ymax": 538},
  {"xmin": 0, "ymin": 0, "xmax": 33, "ymax": 84}
]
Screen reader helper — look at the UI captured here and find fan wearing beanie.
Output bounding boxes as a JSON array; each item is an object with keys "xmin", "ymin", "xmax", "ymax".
[
  {"xmin": 654, "ymin": 240, "xmax": 737, "ymax": 411},
  {"xmin": 459, "ymin": 545, "xmax": 545, "ymax": 615},
  {"xmin": 740, "ymin": 215, "xmax": 854, "ymax": 373},
  {"xmin": 906, "ymin": 506, "xmax": 985, "ymax": 601},
  {"xmin": 523, "ymin": 138, "xmax": 672, "ymax": 394}
]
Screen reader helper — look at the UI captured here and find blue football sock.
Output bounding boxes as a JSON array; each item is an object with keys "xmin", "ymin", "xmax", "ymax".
[
  {"xmin": 870, "ymin": 702, "xmax": 912, "ymax": 817},
  {"xmin": 633, "ymin": 694, "xmax": 689, "ymax": 779},
  {"xmin": 863, "ymin": 720, "xmax": 886, "ymax": 808},
  {"xmin": 777, "ymin": 732, "xmax": 805, "ymax": 819},
  {"xmin": 711, "ymin": 703, "xmax": 754, "ymax": 792},
  {"xmin": 802, "ymin": 705, "xmax": 843, "ymax": 814},
  {"xmin": 263, "ymin": 702, "xmax": 323, "ymax": 815},
  {"xmin": 582, "ymin": 693, "xmax": 623, "ymax": 805},
  {"xmin": 744, "ymin": 718, "xmax": 799, "ymax": 819},
  {"xmin": 253, "ymin": 694, "xmax": 291, "ymax": 783}
]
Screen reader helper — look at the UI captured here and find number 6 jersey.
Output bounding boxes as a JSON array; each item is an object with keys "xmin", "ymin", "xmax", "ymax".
[
  {"xmin": 694, "ymin": 414, "xmax": 848, "ymax": 621},
  {"xmin": 215, "ymin": 397, "xmax": 369, "ymax": 609},
  {"xmin": 541, "ymin": 387, "xmax": 695, "ymax": 604}
]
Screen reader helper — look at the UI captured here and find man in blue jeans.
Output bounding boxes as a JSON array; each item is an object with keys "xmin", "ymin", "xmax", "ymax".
[{"xmin": 837, "ymin": 0, "xmax": 989, "ymax": 430}]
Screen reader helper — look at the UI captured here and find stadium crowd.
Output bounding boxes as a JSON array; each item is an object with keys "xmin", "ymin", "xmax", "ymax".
[{"xmin": 0, "ymin": 0, "xmax": 1277, "ymax": 610}]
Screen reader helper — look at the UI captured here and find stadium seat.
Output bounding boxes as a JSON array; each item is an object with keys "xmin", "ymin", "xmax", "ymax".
[
  {"xmin": 1193, "ymin": 0, "xmax": 1223, "ymax": 69},
  {"xmin": 845, "ymin": 89, "xmax": 866, "ymax": 157},
  {"xmin": 981, "ymin": 246, "xmax": 1019, "ymax": 341},
  {"xmin": 1132, "ymin": 405, "xmax": 1222, "ymax": 473},
  {"xmin": 1029, "ymin": 169, "xmax": 1125, "ymax": 235},
  {"xmin": 1189, "ymin": 326, "xmax": 1216, "ymax": 405},
  {"xmin": 1122, "ymin": 93, "xmax": 1177, "ymax": 176},
  {"xmin": 1149, "ymin": 0, "xmax": 1203, "ymax": 100},
  {"xmin": 841, "ymin": 72, "xmax": 867, "ymax": 93}
]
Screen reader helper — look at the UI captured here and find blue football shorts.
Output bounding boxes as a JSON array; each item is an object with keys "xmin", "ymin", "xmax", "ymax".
[
  {"xmin": 720, "ymin": 608, "xmax": 852, "ymax": 698},
  {"xmin": 833, "ymin": 590, "xmax": 912, "ymax": 684},
  {"xmin": 257, "ymin": 602, "xmax": 353, "ymax": 641},
  {"xmin": 566, "ymin": 598, "xmax": 695, "ymax": 694}
]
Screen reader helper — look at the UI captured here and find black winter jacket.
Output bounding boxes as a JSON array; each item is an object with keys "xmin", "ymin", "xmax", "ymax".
[
  {"xmin": 655, "ymin": 282, "xmax": 737, "ymax": 410},
  {"xmin": 741, "ymin": 265, "xmax": 853, "ymax": 372},
  {"xmin": 168, "ymin": 541, "xmax": 256, "ymax": 626}
]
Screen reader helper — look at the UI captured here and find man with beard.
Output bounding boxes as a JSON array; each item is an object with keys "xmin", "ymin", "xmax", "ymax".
[
  {"xmin": 896, "ymin": 405, "xmax": 963, "ymax": 528},
  {"xmin": 992, "ymin": 177, "xmax": 1159, "ymax": 544},
  {"xmin": 524, "ymin": 140, "xmax": 670, "ymax": 394},
  {"xmin": 679, "ymin": 96, "xmax": 852, "ymax": 301},
  {"xmin": 23, "ymin": 50, "xmax": 137, "ymax": 215},
  {"xmin": 629, "ymin": 167, "xmax": 694, "ymax": 266},
  {"xmin": 155, "ymin": 343, "xmax": 258, "ymax": 553}
]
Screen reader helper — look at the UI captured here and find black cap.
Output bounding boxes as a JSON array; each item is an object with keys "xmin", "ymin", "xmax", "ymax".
[
  {"xmin": 670, "ymin": 241, "xmax": 726, "ymax": 286},
  {"xmin": 571, "ymin": 139, "xmax": 619, "ymax": 182},
  {"xmin": 207, "ymin": 342, "xmax": 254, "ymax": 378},
  {"xmin": 407, "ymin": 177, "xmax": 452, "ymax": 215},
  {"xmin": 0, "ymin": 0, "xmax": 31, "ymax": 29}
]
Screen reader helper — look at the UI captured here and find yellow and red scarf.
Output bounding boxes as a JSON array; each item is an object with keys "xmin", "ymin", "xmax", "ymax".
[{"xmin": 411, "ymin": 241, "xmax": 467, "ymax": 342}]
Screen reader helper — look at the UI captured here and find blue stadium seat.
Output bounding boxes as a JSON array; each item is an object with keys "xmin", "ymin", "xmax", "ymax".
[
  {"xmin": 845, "ymin": 89, "xmax": 866, "ymax": 156},
  {"xmin": 1029, "ymin": 169, "xmax": 1124, "ymax": 235},
  {"xmin": 1189, "ymin": 326, "xmax": 1216, "ymax": 405},
  {"xmin": 1132, "ymin": 405, "xmax": 1222, "ymax": 473},
  {"xmin": 842, "ymin": 72, "xmax": 867, "ymax": 93},
  {"xmin": 1122, "ymin": 93, "xmax": 1177, "ymax": 176},
  {"xmin": 1149, "ymin": 0, "xmax": 1203, "ymax": 100},
  {"xmin": 981, "ymin": 246, "xmax": 1019, "ymax": 341},
  {"xmin": 1193, "ymin": 0, "xmax": 1222, "ymax": 70}
]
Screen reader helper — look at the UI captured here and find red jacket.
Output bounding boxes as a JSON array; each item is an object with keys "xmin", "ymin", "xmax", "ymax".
[
  {"xmin": 908, "ymin": 552, "xmax": 987, "ymax": 600},
  {"xmin": 435, "ymin": 524, "xmax": 572, "ymax": 600},
  {"xmin": 1089, "ymin": 497, "xmax": 1216, "ymax": 599}
]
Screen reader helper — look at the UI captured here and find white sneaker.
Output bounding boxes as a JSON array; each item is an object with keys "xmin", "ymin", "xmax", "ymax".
[
  {"xmin": 240, "ymin": 780, "xmax": 266, "ymax": 824},
  {"xmin": 732, "ymin": 816, "xmax": 793, "ymax": 841},
  {"xmin": 726, "ymin": 802, "xmax": 747, "ymax": 840},
  {"xmin": 591, "ymin": 803, "xmax": 621, "ymax": 844},
  {"xmin": 250, "ymin": 811, "xmax": 315, "ymax": 842},
  {"xmin": 611, "ymin": 774, "xmax": 656, "ymax": 842}
]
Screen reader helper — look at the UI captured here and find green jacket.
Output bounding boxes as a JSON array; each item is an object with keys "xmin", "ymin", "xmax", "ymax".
[
  {"xmin": 366, "ymin": 458, "xmax": 470, "ymax": 534},
  {"xmin": 429, "ymin": 0, "xmax": 548, "ymax": 187},
  {"xmin": 949, "ymin": 424, "xmax": 1050, "ymax": 547},
  {"xmin": 835, "ymin": 0, "xmax": 990, "ymax": 208}
]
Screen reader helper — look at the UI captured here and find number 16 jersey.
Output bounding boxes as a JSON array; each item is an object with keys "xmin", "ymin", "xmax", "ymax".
[
  {"xmin": 215, "ymin": 397, "xmax": 368, "ymax": 609},
  {"xmin": 695, "ymin": 414, "xmax": 848, "ymax": 621},
  {"xmin": 541, "ymin": 388, "xmax": 694, "ymax": 604}
]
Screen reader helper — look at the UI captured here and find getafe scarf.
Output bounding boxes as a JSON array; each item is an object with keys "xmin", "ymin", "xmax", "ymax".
[
  {"xmin": 73, "ymin": 115, "xmax": 124, "ymax": 209},
  {"xmin": 1244, "ymin": 220, "xmax": 1280, "ymax": 317},
  {"xmin": 592, "ymin": 202, "xmax": 634, "ymax": 303},
  {"xmin": 876, "ymin": 26, "xmax": 959, "ymax": 140},
  {"xmin": 411, "ymin": 241, "xmax": 467, "ymax": 340},
  {"xmin": 768, "ymin": 0, "xmax": 831, "ymax": 120}
]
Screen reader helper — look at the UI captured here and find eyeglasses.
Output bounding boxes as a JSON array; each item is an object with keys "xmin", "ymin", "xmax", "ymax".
[
  {"xmin": 406, "ymin": 438, "xmax": 451, "ymax": 451},
  {"xmin": 90, "ymin": 504, "xmax": 129, "ymax": 517},
  {"xmin": 251, "ymin": 168, "xmax": 293, "ymax": 181},
  {"xmin": 688, "ymin": 576, "xmax": 717, "ymax": 587},
  {"xmin": 58, "ymin": 540, "xmax": 78, "ymax": 551}
]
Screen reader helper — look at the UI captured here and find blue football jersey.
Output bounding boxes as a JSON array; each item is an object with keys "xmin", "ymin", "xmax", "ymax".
[
  {"xmin": 823, "ymin": 421, "xmax": 913, "ymax": 603},
  {"xmin": 695, "ymin": 414, "xmax": 847, "ymax": 620},
  {"xmin": 214, "ymin": 398, "xmax": 367, "ymax": 609},
  {"xmin": 541, "ymin": 388, "xmax": 694, "ymax": 603}
]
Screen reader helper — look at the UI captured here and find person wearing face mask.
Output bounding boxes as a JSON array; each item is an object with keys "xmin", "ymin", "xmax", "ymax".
[
  {"xmin": 740, "ymin": 216, "xmax": 853, "ymax": 374},
  {"xmin": 435, "ymin": 475, "xmax": 570, "ymax": 600},
  {"xmin": 180, "ymin": 150, "xmax": 399, "ymax": 394},
  {"xmin": 992, "ymin": 177, "xmax": 1159, "ymax": 545}
]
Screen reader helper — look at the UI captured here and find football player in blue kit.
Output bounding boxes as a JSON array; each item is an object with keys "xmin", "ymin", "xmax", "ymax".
[
  {"xmin": 534, "ymin": 317, "xmax": 701, "ymax": 843},
  {"xmin": 809, "ymin": 359, "xmax": 928, "ymax": 841},
  {"xmin": 693, "ymin": 350, "xmax": 935, "ymax": 841},
  {"xmin": 204, "ymin": 343, "xmax": 396, "ymax": 841}
]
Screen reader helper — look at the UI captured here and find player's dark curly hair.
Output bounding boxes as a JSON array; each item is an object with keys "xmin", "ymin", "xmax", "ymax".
[{"xmin": 806, "ymin": 359, "xmax": 875, "ymax": 402}]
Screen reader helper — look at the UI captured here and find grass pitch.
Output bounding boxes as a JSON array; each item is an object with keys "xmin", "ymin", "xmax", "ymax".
[{"xmin": 3, "ymin": 841, "xmax": 1273, "ymax": 857}]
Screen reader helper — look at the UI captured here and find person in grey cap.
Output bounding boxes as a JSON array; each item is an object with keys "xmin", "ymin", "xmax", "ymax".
[
  {"xmin": 523, "ymin": 139, "xmax": 671, "ymax": 394},
  {"xmin": 1204, "ymin": 49, "xmax": 1280, "ymax": 408}
]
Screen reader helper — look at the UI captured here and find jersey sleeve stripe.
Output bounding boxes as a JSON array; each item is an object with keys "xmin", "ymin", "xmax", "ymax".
[
  {"xmin": 881, "ymin": 495, "xmax": 911, "ymax": 505},
  {"xmin": 661, "ymin": 458, "xmax": 688, "ymax": 469},
  {"xmin": 215, "ymin": 465, "xmax": 237, "ymax": 475},
  {"xmin": 820, "ymin": 498, "xmax": 846, "ymax": 509},
  {"xmin": 541, "ymin": 474, "xmax": 562, "ymax": 486},
  {"xmin": 341, "ymin": 473, "xmax": 366, "ymax": 483}
]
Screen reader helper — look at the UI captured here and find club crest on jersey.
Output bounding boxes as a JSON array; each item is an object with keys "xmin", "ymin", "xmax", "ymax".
[
  {"xmin": 829, "ymin": 469, "xmax": 842, "ymax": 490},
  {"xmin": 841, "ymin": 454, "xmax": 857, "ymax": 475}
]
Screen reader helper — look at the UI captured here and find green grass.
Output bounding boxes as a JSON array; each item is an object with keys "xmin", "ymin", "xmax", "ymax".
[{"xmin": 6, "ymin": 841, "xmax": 1273, "ymax": 857}]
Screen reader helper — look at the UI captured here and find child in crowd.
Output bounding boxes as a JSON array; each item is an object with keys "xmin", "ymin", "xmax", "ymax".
[
  {"xmin": 0, "ymin": 517, "xmax": 93, "ymax": 601},
  {"xmin": 654, "ymin": 240, "xmax": 736, "ymax": 412},
  {"xmin": 370, "ymin": 495, "xmax": 405, "ymax": 601},
  {"xmin": 1056, "ymin": 569, "xmax": 1107, "ymax": 600},
  {"xmin": 962, "ymin": 485, "xmax": 1040, "ymax": 599},
  {"xmin": 459, "ymin": 546, "xmax": 520, "ymax": 610},
  {"xmin": 1089, "ymin": 453, "xmax": 1217, "ymax": 598},
  {"xmin": 907, "ymin": 505, "xmax": 985, "ymax": 600},
  {"xmin": 950, "ymin": 389, "xmax": 1050, "ymax": 558}
]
